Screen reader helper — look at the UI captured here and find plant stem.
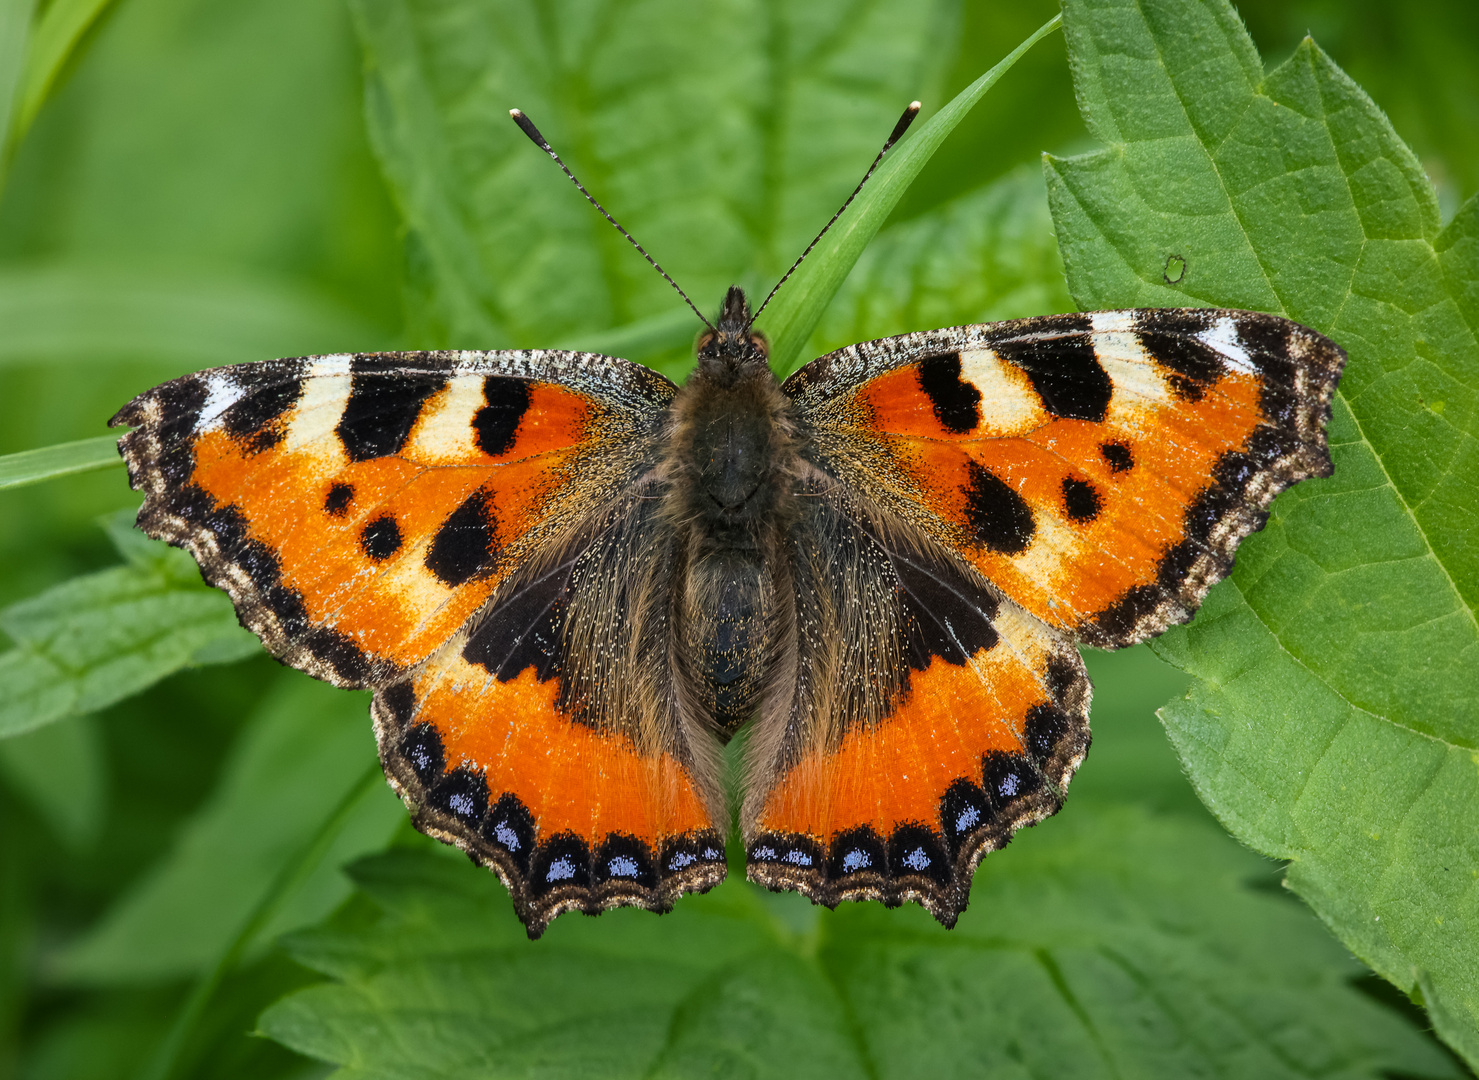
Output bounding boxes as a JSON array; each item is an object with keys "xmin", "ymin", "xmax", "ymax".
[{"xmin": 137, "ymin": 759, "xmax": 385, "ymax": 1080}]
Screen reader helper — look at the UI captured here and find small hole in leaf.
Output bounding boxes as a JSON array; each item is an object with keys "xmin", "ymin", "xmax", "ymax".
[{"xmin": 1163, "ymin": 253, "xmax": 1186, "ymax": 285}]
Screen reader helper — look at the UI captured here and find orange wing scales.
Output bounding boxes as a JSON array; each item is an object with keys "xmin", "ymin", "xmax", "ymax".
[
  {"xmin": 790, "ymin": 308, "xmax": 1347, "ymax": 649},
  {"xmin": 375, "ymin": 655, "xmax": 725, "ymax": 938},
  {"xmin": 113, "ymin": 351, "xmax": 672, "ymax": 685}
]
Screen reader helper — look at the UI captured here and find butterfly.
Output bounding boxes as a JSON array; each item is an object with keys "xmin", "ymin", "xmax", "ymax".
[{"xmin": 111, "ymin": 105, "xmax": 1346, "ymax": 938}]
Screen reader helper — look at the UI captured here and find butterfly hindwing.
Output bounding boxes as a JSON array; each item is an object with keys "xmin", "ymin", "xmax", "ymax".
[
  {"xmin": 374, "ymin": 501, "xmax": 728, "ymax": 937},
  {"xmin": 785, "ymin": 309, "xmax": 1346, "ymax": 648},
  {"xmin": 741, "ymin": 487, "xmax": 1090, "ymax": 925}
]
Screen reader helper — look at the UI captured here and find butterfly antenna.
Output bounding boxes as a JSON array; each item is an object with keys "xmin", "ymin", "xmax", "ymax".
[
  {"xmin": 748, "ymin": 101, "xmax": 921, "ymax": 329},
  {"xmin": 509, "ymin": 108, "xmax": 716, "ymax": 333}
]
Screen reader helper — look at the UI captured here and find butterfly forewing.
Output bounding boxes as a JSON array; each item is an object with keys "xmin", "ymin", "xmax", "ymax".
[{"xmin": 785, "ymin": 309, "xmax": 1345, "ymax": 648}]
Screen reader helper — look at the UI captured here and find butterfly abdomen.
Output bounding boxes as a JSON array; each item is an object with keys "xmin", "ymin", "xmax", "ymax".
[{"xmin": 663, "ymin": 348, "xmax": 801, "ymax": 736}]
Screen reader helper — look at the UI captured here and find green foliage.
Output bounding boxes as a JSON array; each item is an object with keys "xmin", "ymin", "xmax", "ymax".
[
  {"xmin": 0, "ymin": 512, "xmax": 258, "ymax": 739},
  {"xmin": 1045, "ymin": 0, "xmax": 1479, "ymax": 1061},
  {"xmin": 0, "ymin": 0, "xmax": 1474, "ymax": 1076},
  {"xmin": 53, "ymin": 675, "xmax": 403, "ymax": 985},
  {"xmin": 262, "ymin": 806, "xmax": 1456, "ymax": 1079},
  {"xmin": 809, "ymin": 165, "xmax": 1075, "ymax": 355},
  {"xmin": 350, "ymin": 0, "xmax": 962, "ymax": 372},
  {"xmin": 0, "ymin": 435, "xmax": 118, "ymax": 491}
]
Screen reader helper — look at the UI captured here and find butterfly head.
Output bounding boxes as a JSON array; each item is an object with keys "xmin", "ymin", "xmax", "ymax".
[{"xmin": 696, "ymin": 286, "xmax": 770, "ymax": 372}]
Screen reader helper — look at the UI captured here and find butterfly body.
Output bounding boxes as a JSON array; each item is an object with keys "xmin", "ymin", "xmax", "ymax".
[{"xmin": 114, "ymin": 297, "xmax": 1345, "ymax": 936}]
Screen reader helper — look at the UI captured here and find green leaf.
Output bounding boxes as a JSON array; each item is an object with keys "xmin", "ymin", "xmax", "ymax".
[
  {"xmin": 1045, "ymin": 0, "xmax": 1479, "ymax": 1063},
  {"xmin": 0, "ymin": 0, "xmax": 35, "ymax": 160},
  {"xmin": 11, "ymin": 0, "xmax": 119, "ymax": 146},
  {"xmin": 0, "ymin": 435, "xmax": 120, "ymax": 491},
  {"xmin": 757, "ymin": 14, "xmax": 1063, "ymax": 373},
  {"xmin": 259, "ymin": 806, "xmax": 1459, "ymax": 1079},
  {"xmin": 349, "ymin": 0, "xmax": 962, "ymax": 368},
  {"xmin": 0, "ymin": 712, "xmax": 105, "ymax": 847},
  {"xmin": 0, "ymin": 264, "xmax": 383, "ymax": 372},
  {"xmin": 55, "ymin": 674, "xmax": 402, "ymax": 985},
  {"xmin": 0, "ymin": 512, "xmax": 259, "ymax": 738},
  {"xmin": 807, "ymin": 164, "xmax": 1074, "ymax": 358}
]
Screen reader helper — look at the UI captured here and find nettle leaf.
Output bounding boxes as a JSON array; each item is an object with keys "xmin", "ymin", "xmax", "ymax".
[
  {"xmin": 807, "ymin": 164, "xmax": 1074, "ymax": 357},
  {"xmin": 260, "ymin": 808, "xmax": 1456, "ymax": 1079},
  {"xmin": 349, "ymin": 0, "xmax": 959, "ymax": 371},
  {"xmin": 1045, "ymin": 0, "xmax": 1479, "ymax": 1063},
  {"xmin": 55, "ymin": 674, "xmax": 403, "ymax": 984},
  {"xmin": 0, "ymin": 510, "xmax": 258, "ymax": 738}
]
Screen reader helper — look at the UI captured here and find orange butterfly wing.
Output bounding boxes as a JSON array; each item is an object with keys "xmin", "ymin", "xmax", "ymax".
[
  {"xmin": 745, "ymin": 309, "xmax": 1344, "ymax": 922},
  {"xmin": 114, "ymin": 351, "xmax": 727, "ymax": 936},
  {"xmin": 787, "ymin": 309, "xmax": 1345, "ymax": 646}
]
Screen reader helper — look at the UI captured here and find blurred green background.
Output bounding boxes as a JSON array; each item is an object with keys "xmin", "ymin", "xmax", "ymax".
[{"xmin": 0, "ymin": 0, "xmax": 1475, "ymax": 1076}]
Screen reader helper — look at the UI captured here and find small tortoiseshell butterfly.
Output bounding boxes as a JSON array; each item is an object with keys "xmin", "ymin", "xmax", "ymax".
[{"xmin": 112, "ymin": 105, "xmax": 1345, "ymax": 937}]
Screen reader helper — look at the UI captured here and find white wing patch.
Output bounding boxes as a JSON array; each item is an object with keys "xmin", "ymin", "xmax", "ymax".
[{"xmin": 1196, "ymin": 315, "xmax": 1258, "ymax": 376}]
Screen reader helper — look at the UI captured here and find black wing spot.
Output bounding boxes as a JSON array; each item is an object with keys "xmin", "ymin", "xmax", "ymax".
[
  {"xmin": 461, "ymin": 561, "xmax": 569, "ymax": 683},
  {"xmin": 894, "ymin": 554, "xmax": 998, "ymax": 670},
  {"xmin": 594, "ymin": 834, "xmax": 658, "ymax": 888},
  {"xmin": 481, "ymin": 793, "xmax": 537, "ymax": 875},
  {"xmin": 827, "ymin": 827, "xmax": 888, "ymax": 880},
  {"xmin": 300, "ymin": 627, "xmax": 372, "ymax": 684},
  {"xmin": 531, "ymin": 834, "xmax": 592, "ymax": 895},
  {"xmin": 886, "ymin": 824, "xmax": 952, "ymax": 885},
  {"xmin": 747, "ymin": 834, "xmax": 822, "ymax": 870},
  {"xmin": 940, "ymin": 778, "xmax": 992, "ymax": 856},
  {"xmin": 336, "ymin": 358, "xmax": 447, "ymax": 462},
  {"xmin": 1137, "ymin": 328, "xmax": 1225, "ymax": 402},
  {"xmin": 917, "ymin": 353, "xmax": 982, "ymax": 434},
  {"xmin": 963, "ymin": 460, "xmax": 1035, "ymax": 554},
  {"xmin": 324, "ymin": 482, "xmax": 354, "ymax": 517},
  {"xmin": 475, "ymin": 377, "xmax": 533, "ymax": 457},
  {"xmin": 380, "ymin": 682, "xmax": 416, "ymax": 727},
  {"xmin": 661, "ymin": 832, "xmax": 727, "ymax": 876},
  {"xmin": 428, "ymin": 767, "xmax": 489, "ymax": 824},
  {"xmin": 425, "ymin": 490, "xmax": 499, "ymax": 586},
  {"xmin": 982, "ymin": 751, "xmax": 1041, "ymax": 807},
  {"xmin": 221, "ymin": 366, "xmax": 305, "ymax": 452},
  {"xmin": 1062, "ymin": 477, "xmax": 1102, "ymax": 523},
  {"xmin": 401, "ymin": 723, "xmax": 445, "ymax": 787},
  {"xmin": 1023, "ymin": 704, "xmax": 1071, "ymax": 765},
  {"xmin": 992, "ymin": 318, "xmax": 1111, "ymax": 421},
  {"xmin": 361, "ymin": 515, "xmax": 403, "ymax": 561},
  {"xmin": 1101, "ymin": 441, "xmax": 1134, "ymax": 472}
]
